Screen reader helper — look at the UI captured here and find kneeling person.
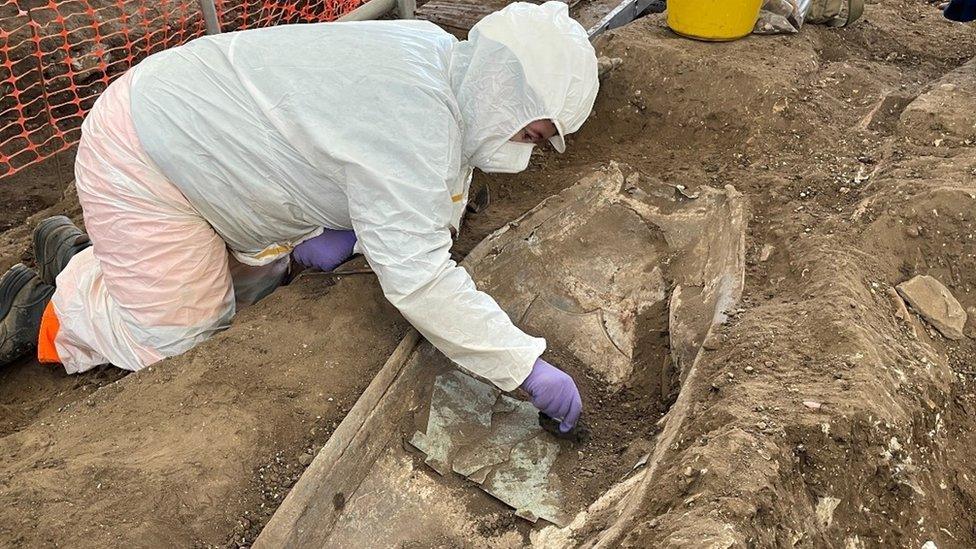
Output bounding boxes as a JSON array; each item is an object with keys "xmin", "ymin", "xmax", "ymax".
[{"xmin": 0, "ymin": 2, "xmax": 597, "ymax": 433}]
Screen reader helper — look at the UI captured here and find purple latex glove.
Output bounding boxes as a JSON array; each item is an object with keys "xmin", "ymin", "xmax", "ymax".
[
  {"xmin": 291, "ymin": 229, "xmax": 357, "ymax": 271},
  {"xmin": 520, "ymin": 357, "xmax": 583, "ymax": 433}
]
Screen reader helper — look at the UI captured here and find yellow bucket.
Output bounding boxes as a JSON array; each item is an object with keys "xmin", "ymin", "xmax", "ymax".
[{"xmin": 667, "ymin": 0, "xmax": 764, "ymax": 41}]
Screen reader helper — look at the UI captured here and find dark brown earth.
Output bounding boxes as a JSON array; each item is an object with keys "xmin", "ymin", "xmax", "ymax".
[
  {"xmin": 530, "ymin": 4, "xmax": 976, "ymax": 547},
  {"xmin": 1, "ymin": 0, "xmax": 975, "ymax": 547}
]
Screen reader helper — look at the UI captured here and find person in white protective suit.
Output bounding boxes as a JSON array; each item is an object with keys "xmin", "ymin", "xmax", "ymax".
[{"xmin": 0, "ymin": 2, "xmax": 598, "ymax": 432}]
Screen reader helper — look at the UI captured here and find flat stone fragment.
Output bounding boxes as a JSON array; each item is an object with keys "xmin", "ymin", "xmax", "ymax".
[
  {"xmin": 896, "ymin": 275, "xmax": 967, "ymax": 340},
  {"xmin": 408, "ymin": 371, "xmax": 497, "ymax": 475},
  {"xmin": 482, "ymin": 433, "xmax": 568, "ymax": 526},
  {"xmin": 410, "ymin": 372, "xmax": 571, "ymax": 526}
]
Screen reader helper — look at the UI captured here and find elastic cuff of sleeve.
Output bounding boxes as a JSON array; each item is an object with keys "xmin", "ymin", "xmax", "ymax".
[{"xmin": 494, "ymin": 341, "xmax": 546, "ymax": 392}]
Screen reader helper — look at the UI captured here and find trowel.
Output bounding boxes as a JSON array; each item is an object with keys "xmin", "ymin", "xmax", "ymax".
[{"xmin": 538, "ymin": 411, "xmax": 591, "ymax": 443}]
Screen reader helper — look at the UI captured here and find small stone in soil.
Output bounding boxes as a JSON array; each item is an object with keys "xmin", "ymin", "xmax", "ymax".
[
  {"xmin": 702, "ymin": 334, "xmax": 722, "ymax": 351},
  {"xmin": 964, "ymin": 307, "xmax": 976, "ymax": 339},
  {"xmin": 897, "ymin": 275, "xmax": 967, "ymax": 339},
  {"xmin": 744, "ymin": 366, "xmax": 755, "ymax": 373},
  {"xmin": 298, "ymin": 452, "xmax": 314, "ymax": 466},
  {"xmin": 803, "ymin": 401, "xmax": 823, "ymax": 410}
]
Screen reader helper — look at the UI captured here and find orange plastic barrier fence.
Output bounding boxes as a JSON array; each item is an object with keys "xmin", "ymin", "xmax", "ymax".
[{"xmin": 0, "ymin": 0, "xmax": 362, "ymax": 178}]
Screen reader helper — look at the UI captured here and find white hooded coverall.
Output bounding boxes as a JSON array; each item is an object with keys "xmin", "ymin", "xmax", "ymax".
[{"xmin": 50, "ymin": 2, "xmax": 599, "ymax": 390}]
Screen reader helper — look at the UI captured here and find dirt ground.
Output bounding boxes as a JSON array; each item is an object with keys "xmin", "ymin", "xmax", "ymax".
[{"xmin": 1, "ymin": 0, "xmax": 976, "ymax": 547}]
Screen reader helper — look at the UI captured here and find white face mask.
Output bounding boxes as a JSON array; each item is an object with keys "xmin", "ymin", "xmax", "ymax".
[{"xmin": 475, "ymin": 141, "xmax": 535, "ymax": 174}]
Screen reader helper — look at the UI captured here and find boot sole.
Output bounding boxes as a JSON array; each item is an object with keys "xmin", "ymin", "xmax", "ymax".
[
  {"xmin": 0, "ymin": 264, "xmax": 54, "ymax": 365},
  {"xmin": 0, "ymin": 264, "xmax": 36, "ymax": 320}
]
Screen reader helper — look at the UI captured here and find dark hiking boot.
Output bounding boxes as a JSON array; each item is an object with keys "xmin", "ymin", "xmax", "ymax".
[
  {"xmin": 0, "ymin": 264, "xmax": 54, "ymax": 366},
  {"xmin": 33, "ymin": 215, "xmax": 91, "ymax": 286}
]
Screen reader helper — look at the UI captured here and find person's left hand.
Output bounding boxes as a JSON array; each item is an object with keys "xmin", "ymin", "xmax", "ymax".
[{"xmin": 291, "ymin": 229, "xmax": 357, "ymax": 271}]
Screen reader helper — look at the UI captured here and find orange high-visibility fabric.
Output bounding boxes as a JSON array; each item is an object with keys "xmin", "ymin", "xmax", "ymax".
[{"xmin": 37, "ymin": 300, "xmax": 61, "ymax": 364}]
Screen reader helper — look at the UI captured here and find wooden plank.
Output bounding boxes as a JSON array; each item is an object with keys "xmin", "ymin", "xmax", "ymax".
[
  {"xmin": 416, "ymin": 0, "xmax": 574, "ymax": 38},
  {"xmin": 254, "ymin": 328, "xmax": 424, "ymax": 548},
  {"xmin": 416, "ymin": 0, "xmax": 504, "ymax": 37}
]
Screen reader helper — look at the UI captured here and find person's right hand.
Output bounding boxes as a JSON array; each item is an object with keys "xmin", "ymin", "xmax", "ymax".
[{"xmin": 520, "ymin": 358, "xmax": 583, "ymax": 433}]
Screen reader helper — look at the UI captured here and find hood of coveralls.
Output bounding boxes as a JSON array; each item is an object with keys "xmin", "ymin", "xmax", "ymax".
[{"xmin": 449, "ymin": 1, "xmax": 600, "ymax": 169}]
